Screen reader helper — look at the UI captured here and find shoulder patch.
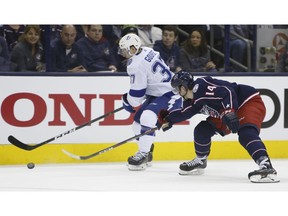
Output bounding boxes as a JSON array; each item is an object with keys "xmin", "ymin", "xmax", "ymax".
[
  {"xmin": 193, "ymin": 84, "xmax": 199, "ymax": 93},
  {"xmin": 127, "ymin": 58, "xmax": 133, "ymax": 66}
]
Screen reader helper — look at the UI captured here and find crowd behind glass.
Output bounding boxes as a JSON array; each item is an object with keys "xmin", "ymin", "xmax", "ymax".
[{"xmin": 0, "ymin": 24, "xmax": 287, "ymax": 73}]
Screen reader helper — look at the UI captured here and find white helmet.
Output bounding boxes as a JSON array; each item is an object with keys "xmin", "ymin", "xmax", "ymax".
[{"xmin": 119, "ymin": 33, "xmax": 141, "ymax": 56}]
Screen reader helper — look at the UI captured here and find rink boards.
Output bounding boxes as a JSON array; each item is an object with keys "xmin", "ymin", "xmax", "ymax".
[
  {"xmin": 0, "ymin": 140, "xmax": 287, "ymax": 165},
  {"xmin": 0, "ymin": 73, "xmax": 287, "ymax": 164}
]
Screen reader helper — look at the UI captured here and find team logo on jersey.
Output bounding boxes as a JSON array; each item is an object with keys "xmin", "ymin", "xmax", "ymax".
[
  {"xmin": 71, "ymin": 53, "xmax": 77, "ymax": 59},
  {"xmin": 193, "ymin": 84, "xmax": 199, "ymax": 93},
  {"xmin": 35, "ymin": 53, "xmax": 41, "ymax": 61},
  {"xmin": 200, "ymin": 105, "xmax": 220, "ymax": 118},
  {"xmin": 104, "ymin": 48, "xmax": 110, "ymax": 56}
]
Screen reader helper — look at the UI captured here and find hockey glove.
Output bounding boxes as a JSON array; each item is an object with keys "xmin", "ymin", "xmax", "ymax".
[
  {"xmin": 222, "ymin": 110, "xmax": 239, "ymax": 133},
  {"xmin": 121, "ymin": 93, "xmax": 135, "ymax": 113},
  {"xmin": 156, "ymin": 109, "xmax": 173, "ymax": 132}
]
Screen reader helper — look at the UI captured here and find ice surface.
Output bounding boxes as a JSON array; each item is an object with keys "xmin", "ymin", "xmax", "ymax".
[{"xmin": 1, "ymin": 159, "xmax": 287, "ymax": 216}]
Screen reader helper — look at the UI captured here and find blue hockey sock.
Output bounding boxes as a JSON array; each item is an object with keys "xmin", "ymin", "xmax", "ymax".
[
  {"xmin": 194, "ymin": 121, "xmax": 216, "ymax": 157},
  {"xmin": 238, "ymin": 126, "xmax": 269, "ymax": 162}
]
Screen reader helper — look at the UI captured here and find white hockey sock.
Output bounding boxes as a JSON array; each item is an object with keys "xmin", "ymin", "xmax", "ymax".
[{"xmin": 138, "ymin": 135, "xmax": 155, "ymax": 153}]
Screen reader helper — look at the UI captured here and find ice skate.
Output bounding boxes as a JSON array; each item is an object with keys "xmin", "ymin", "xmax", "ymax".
[
  {"xmin": 127, "ymin": 144, "xmax": 154, "ymax": 171},
  {"xmin": 179, "ymin": 156, "xmax": 207, "ymax": 175},
  {"xmin": 248, "ymin": 157, "xmax": 280, "ymax": 183}
]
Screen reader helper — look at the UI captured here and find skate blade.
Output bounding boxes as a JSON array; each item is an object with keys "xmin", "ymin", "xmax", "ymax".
[
  {"xmin": 146, "ymin": 162, "xmax": 152, "ymax": 167},
  {"xmin": 249, "ymin": 174, "xmax": 280, "ymax": 183},
  {"xmin": 178, "ymin": 168, "xmax": 205, "ymax": 176},
  {"xmin": 127, "ymin": 163, "xmax": 147, "ymax": 171}
]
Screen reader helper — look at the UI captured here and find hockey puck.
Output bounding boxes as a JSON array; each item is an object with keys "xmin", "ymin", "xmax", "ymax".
[{"xmin": 27, "ymin": 162, "xmax": 35, "ymax": 169}]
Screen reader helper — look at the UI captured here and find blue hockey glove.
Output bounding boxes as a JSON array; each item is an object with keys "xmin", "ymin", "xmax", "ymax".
[
  {"xmin": 156, "ymin": 109, "xmax": 173, "ymax": 132},
  {"xmin": 222, "ymin": 110, "xmax": 239, "ymax": 133},
  {"xmin": 122, "ymin": 93, "xmax": 135, "ymax": 113}
]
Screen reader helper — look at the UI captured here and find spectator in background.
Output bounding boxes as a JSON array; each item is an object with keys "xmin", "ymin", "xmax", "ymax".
[
  {"xmin": 0, "ymin": 25, "xmax": 25, "ymax": 53},
  {"xmin": 0, "ymin": 36, "xmax": 16, "ymax": 71},
  {"xmin": 10, "ymin": 25, "xmax": 45, "ymax": 72},
  {"xmin": 76, "ymin": 25, "xmax": 117, "ymax": 72},
  {"xmin": 179, "ymin": 28, "xmax": 216, "ymax": 72},
  {"xmin": 138, "ymin": 25, "xmax": 162, "ymax": 48},
  {"xmin": 74, "ymin": 25, "xmax": 88, "ymax": 41},
  {"xmin": 177, "ymin": 25, "xmax": 209, "ymax": 45},
  {"xmin": 102, "ymin": 25, "xmax": 123, "ymax": 48},
  {"xmin": 210, "ymin": 25, "xmax": 225, "ymax": 70},
  {"xmin": 50, "ymin": 25, "xmax": 86, "ymax": 72},
  {"xmin": 0, "ymin": 36, "xmax": 9, "ymax": 63},
  {"xmin": 229, "ymin": 25, "xmax": 251, "ymax": 72},
  {"xmin": 153, "ymin": 25, "xmax": 182, "ymax": 73},
  {"xmin": 49, "ymin": 25, "xmax": 64, "ymax": 48},
  {"xmin": 275, "ymin": 41, "xmax": 288, "ymax": 72},
  {"xmin": 103, "ymin": 25, "xmax": 126, "ymax": 67},
  {"xmin": 50, "ymin": 25, "xmax": 63, "ymax": 41}
]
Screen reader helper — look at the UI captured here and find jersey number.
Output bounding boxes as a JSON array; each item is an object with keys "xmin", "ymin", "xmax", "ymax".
[
  {"xmin": 205, "ymin": 86, "xmax": 216, "ymax": 96},
  {"xmin": 152, "ymin": 61, "xmax": 172, "ymax": 82}
]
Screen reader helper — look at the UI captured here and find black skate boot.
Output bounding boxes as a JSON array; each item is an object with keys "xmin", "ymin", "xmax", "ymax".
[
  {"xmin": 127, "ymin": 152, "xmax": 149, "ymax": 171},
  {"xmin": 127, "ymin": 144, "xmax": 154, "ymax": 171},
  {"xmin": 248, "ymin": 156, "xmax": 280, "ymax": 183},
  {"xmin": 179, "ymin": 156, "xmax": 207, "ymax": 175}
]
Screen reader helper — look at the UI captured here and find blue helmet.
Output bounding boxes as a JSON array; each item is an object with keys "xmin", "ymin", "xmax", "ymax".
[{"xmin": 171, "ymin": 71, "xmax": 194, "ymax": 90}]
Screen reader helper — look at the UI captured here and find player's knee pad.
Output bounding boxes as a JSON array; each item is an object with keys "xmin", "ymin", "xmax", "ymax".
[
  {"xmin": 194, "ymin": 121, "xmax": 216, "ymax": 141},
  {"xmin": 140, "ymin": 110, "xmax": 157, "ymax": 128}
]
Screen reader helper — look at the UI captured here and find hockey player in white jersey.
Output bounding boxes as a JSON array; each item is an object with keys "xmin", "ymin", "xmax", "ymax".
[{"xmin": 119, "ymin": 33, "xmax": 182, "ymax": 170}]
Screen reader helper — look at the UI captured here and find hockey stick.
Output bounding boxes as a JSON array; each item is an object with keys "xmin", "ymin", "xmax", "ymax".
[
  {"xmin": 8, "ymin": 107, "xmax": 124, "ymax": 151},
  {"xmin": 62, "ymin": 127, "xmax": 158, "ymax": 160}
]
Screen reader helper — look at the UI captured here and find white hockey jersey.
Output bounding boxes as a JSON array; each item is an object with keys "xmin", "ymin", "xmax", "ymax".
[{"xmin": 126, "ymin": 47, "xmax": 176, "ymax": 107}]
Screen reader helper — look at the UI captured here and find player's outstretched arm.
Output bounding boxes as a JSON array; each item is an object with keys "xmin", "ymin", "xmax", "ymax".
[{"xmin": 156, "ymin": 109, "xmax": 173, "ymax": 132}]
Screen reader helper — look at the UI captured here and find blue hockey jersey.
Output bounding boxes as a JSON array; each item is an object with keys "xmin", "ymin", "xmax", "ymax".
[{"xmin": 167, "ymin": 76, "xmax": 260, "ymax": 123}]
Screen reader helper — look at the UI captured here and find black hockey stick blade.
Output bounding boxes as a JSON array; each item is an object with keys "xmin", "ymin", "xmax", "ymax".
[
  {"xmin": 62, "ymin": 127, "xmax": 158, "ymax": 160},
  {"xmin": 8, "ymin": 107, "xmax": 124, "ymax": 151},
  {"xmin": 8, "ymin": 135, "xmax": 48, "ymax": 151}
]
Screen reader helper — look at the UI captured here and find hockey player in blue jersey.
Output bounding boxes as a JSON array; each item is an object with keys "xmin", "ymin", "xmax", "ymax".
[
  {"xmin": 118, "ymin": 33, "xmax": 182, "ymax": 171},
  {"xmin": 157, "ymin": 71, "xmax": 279, "ymax": 183}
]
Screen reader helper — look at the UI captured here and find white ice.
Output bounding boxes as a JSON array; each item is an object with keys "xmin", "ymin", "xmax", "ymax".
[{"xmin": 1, "ymin": 159, "xmax": 287, "ymax": 216}]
